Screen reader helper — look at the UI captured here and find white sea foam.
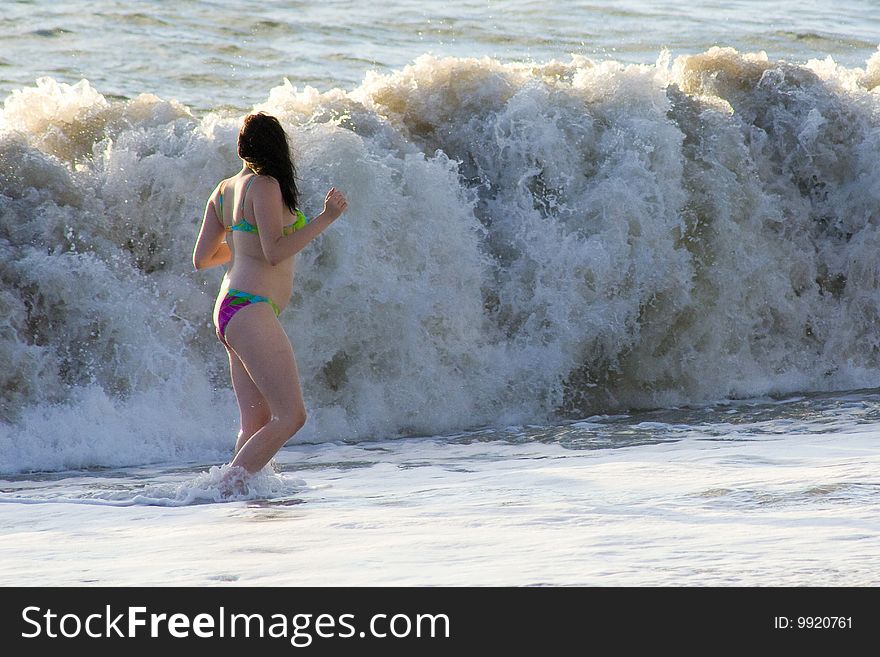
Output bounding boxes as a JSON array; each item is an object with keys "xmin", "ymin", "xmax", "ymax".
[
  {"xmin": 0, "ymin": 463, "xmax": 311, "ymax": 507},
  {"xmin": 3, "ymin": 48, "xmax": 880, "ymax": 473}
]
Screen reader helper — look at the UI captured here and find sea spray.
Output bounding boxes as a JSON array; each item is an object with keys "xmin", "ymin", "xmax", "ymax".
[{"xmin": 2, "ymin": 48, "xmax": 880, "ymax": 473}]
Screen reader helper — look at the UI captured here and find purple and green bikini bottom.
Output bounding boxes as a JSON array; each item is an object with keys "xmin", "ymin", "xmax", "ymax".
[{"xmin": 215, "ymin": 288, "xmax": 281, "ymax": 347}]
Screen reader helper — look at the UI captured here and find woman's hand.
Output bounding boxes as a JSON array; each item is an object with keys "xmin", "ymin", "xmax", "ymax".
[{"xmin": 323, "ymin": 187, "xmax": 348, "ymax": 221}]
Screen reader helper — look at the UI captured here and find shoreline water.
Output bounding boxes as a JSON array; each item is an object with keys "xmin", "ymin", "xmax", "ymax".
[{"xmin": 2, "ymin": 390, "xmax": 879, "ymax": 585}]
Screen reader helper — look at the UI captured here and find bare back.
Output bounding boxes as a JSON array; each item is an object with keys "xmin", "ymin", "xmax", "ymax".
[{"xmin": 213, "ymin": 170, "xmax": 299, "ymax": 323}]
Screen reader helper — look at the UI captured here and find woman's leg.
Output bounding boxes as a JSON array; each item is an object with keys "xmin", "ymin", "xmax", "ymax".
[
  {"xmin": 224, "ymin": 303, "xmax": 307, "ymax": 473},
  {"xmin": 226, "ymin": 348, "xmax": 271, "ymax": 455}
]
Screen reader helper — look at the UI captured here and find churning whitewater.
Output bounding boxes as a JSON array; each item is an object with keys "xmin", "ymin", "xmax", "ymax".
[{"xmin": 2, "ymin": 47, "xmax": 880, "ymax": 473}]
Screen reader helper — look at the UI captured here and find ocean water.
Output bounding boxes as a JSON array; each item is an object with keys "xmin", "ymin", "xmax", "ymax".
[
  {"xmin": 2, "ymin": 394, "xmax": 880, "ymax": 585},
  {"xmin": 1, "ymin": 0, "xmax": 879, "ymax": 585}
]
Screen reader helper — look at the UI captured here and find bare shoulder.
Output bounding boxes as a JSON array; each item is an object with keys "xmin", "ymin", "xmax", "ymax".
[
  {"xmin": 211, "ymin": 177, "xmax": 230, "ymax": 202},
  {"xmin": 250, "ymin": 174, "xmax": 283, "ymax": 202},
  {"xmin": 252, "ymin": 174, "xmax": 281, "ymax": 193}
]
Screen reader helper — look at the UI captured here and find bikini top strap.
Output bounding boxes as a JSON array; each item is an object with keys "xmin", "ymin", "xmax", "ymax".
[
  {"xmin": 239, "ymin": 175, "xmax": 257, "ymax": 215},
  {"xmin": 216, "ymin": 181, "xmax": 226, "ymax": 224}
]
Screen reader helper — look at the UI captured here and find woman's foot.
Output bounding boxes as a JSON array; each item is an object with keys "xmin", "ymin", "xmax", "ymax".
[{"xmin": 218, "ymin": 464, "xmax": 250, "ymax": 498}]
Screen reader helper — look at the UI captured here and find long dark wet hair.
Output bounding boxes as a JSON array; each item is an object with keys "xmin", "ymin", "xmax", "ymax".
[{"xmin": 237, "ymin": 112, "xmax": 299, "ymax": 214}]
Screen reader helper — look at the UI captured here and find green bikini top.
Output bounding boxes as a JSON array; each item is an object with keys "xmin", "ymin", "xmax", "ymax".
[{"xmin": 219, "ymin": 176, "xmax": 308, "ymax": 236}]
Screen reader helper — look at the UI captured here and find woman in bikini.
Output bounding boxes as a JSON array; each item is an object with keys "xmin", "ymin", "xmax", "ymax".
[{"xmin": 192, "ymin": 112, "xmax": 348, "ymax": 475}]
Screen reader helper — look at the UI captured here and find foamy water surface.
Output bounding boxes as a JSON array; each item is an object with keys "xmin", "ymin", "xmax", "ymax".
[{"xmin": 1, "ymin": 392, "xmax": 878, "ymax": 585}]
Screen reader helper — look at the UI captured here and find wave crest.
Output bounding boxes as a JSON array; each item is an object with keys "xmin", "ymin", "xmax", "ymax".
[{"xmin": 2, "ymin": 47, "xmax": 880, "ymax": 472}]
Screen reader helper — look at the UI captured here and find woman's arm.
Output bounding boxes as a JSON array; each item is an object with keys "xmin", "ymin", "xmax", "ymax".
[
  {"xmin": 192, "ymin": 188, "xmax": 232, "ymax": 270},
  {"xmin": 252, "ymin": 177, "xmax": 348, "ymax": 266}
]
